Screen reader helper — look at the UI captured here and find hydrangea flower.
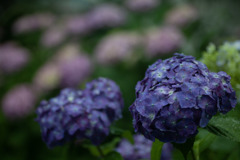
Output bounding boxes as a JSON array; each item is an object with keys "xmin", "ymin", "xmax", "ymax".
[
  {"xmin": 65, "ymin": 15, "xmax": 92, "ymax": 35},
  {"xmin": 87, "ymin": 4, "xmax": 126, "ymax": 29},
  {"xmin": 201, "ymin": 41, "xmax": 240, "ymax": 101},
  {"xmin": 36, "ymin": 78, "xmax": 124, "ymax": 148},
  {"xmin": 0, "ymin": 42, "xmax": 29, "ymax": 74},
  {"xmin": 165, "ymin": 4, "xmax": 198, "ymax": 28},
  {"xmin": 144, "ymin": 27, "xmax": 183, "ymax": 57},
  {"xmin": 2, "ymin": 85, "xmax": 36, "ymax": 119},
  {"xmin": 116, "ymin": 134, "xmax": 173, "ymax": 160},
  {"xmin": 95, "ymin": 32, "xmax": 142, "ymax": 65},
  {"xmin": 58, "ymin": 54, "xmax": 92, "ymax": 88},
  {"xmin": 40, "ymin": 26, "xmax": 67, "ymax": 48},
  {"xmin": 125, "ymin": 0, "xmax": 159, "ymax": 12},
  {"xmin": 33, "ymin": 62, "xmax": 61, "ymax": 95},
  {"xmin": 13, "ymin": 13, "xmax": 55, "ymax": 34},
  {"xmin": 130, "ymin": 53, "xmax": 236, "ymax": 143}
]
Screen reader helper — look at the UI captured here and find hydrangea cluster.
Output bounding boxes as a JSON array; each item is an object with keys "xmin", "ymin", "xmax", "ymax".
[
  {"xmin": 95, "ymin": 32, "xmax": 142, "ymax": 65},
  {"xmin": 65, "ymin": 15, "xmax": 92, "ymax": 36},
  {"xmin": 13, "ymin": 13, "xmax": 55, "ymax": 34},
  {"xmin": 130, "ymin": 53, "xmax": 237, "ymax": 143},
  {"xmin": 33, "ymin": 62, "xmax": 61, "ymax": 95},
  {"xmin": 201, "ymin": 41, "xmax": 240, "ymax": 101},
  {"xmin": 87, "ymin": 4, "xmax": 126, "ymax": 29},
  {"xmin": 0, "ymin": 42, "xmax": 30, "ymax": 74},
  {"xmin": 144, "ymin": 27, "xmax": 183, "ymax": 57},
  {"xmin": 125, "ymin": 0, "xmax": 159, "ymax": 12},
  {"xmin": 116, "ymin": 134, "xmax": 173, "ymax": 160},
  {"xmin": 36, "ymin": 78, "xmax": 124, "ymax": 148},
  {"xmin": 165, "ymin": 4, "xmax": 198, "ymax": 28},
  {"xmin": 40, "ymin": 25, "xmax": 67, "ymax": 48},
  {"xmin": 59, "ymin": 54, "xmax": 92, "ymax": 88},
  {"xmin": 33, "ymin": 44, "xmax": 92, "ymax": 93},
  {"xmin": 2, "ymin": 85, "xmax": 36, "ymax": 119}
]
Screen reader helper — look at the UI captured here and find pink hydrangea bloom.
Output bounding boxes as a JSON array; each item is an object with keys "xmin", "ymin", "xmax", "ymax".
[
  {"xmin": 13, "ymin": 13, "xmax": 55, "ymax": 34},
  {"xmin": 0, "ymin": 42, "xmax": 29, "ymax": 73},
  {"xmin": 65, "ymin": 14, "xmax": 92, "ymax": 35},
  {"xmin": 88, "ymin": 4, "xmax": 126, "ymax": 29},
  {"xmin": 2, "ymin": 85, "xmax": 36, "ymax": 119},
  {"xmin": 33, "ymin": 63, "xmax": 61, "ymax": 95},
  {"xmin": 125, "ymin": 0, "xmax": 159, "ymax": 12},
  {"xmin": 95, "ymin": 32, "xmax": 142, "ymax": 65},
  {"xmin": 40, "ymin": 26, "xmax": 67, "ymax": 48},
  {"xmin": 59, "ymin": 54, "xmax": 92, "ymax": 88},
  {"xmin": 144, "ymin": 27, "xmax": 183, "ymax": 57},
  {"xmin": 165, "ymin": 4, "xmax": 198, "ymax": 28}
]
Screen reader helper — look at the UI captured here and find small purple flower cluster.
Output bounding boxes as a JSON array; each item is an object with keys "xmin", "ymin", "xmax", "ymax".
[
  {"xmin": 36, "ymin": 78, "xmax": 124, "ymax": 148},
  {"xmin": 130, "ymin": 54, "xmax": 236, "ymax": 143},
  {"xmin": 13, "ymin": 13, "xmax": 55, "ymax": 34},
  {"xmin": 144, "ymin": 27, "xmax": 183, "ymax": 57},
  {"xmin": 116, "ymin": 134, "xmax": 173, "ymax": 160},
  {"xmin": 125, "ymin": 0, "xmax": 159, "ymax": 12},
  {"xmin": 33, "ymin": 44, "xmax": 92, "ymax": 93},
  {"xmin": 95, "ymin": 32, "xmax": 142, "ymax": 65},
  {"xmin": 2, "ymin": 85, "xmax": 36, "ymax": 119},
  {"xmin": 0, "ymin": 42, "xmax": 30, "ymax": 74},
  {"xmin": 87, "ymin": 4, "xmax": 126, "ymax": 29},
  {"xmin": 165, "ymin": 4, "xmax": 198, "ymax": 28},
  {"xmin": 64, "ymin": 4, "xmax": 126, "ymax": 36}
]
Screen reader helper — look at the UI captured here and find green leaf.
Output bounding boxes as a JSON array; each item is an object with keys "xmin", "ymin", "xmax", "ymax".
[
  {"xmin": 103, "ymin": 151, "xmax": 123, "ymax": 160},
  {"xmin": 122, "ymin": 131, "xmax": 134, "ymax": 144},
  {"xmin": 151, "ymin": 139, "xmax": 164, "ymax": 160},
  {"xmin": 82, "ymin": 138, "xmax": 121, "ymax": 157},
  {"xmin": 207, "ymin": 115, "xmax": 240, "ymax": 142},
  {"xmin": 110, "ymin": 126, "xmax": 134, "ymax": 144},
  {"xmin": 173, "ymin": 137, "xmax": 195, "ymax": 160},
  {"xmin": 195, "ymin": 131, "xmax": 216, "ymax": 153},
  {"xmin": 110, "ymin": 126, "xmax": 124, "ymax": 135},
  {"xmin": 193, "ymin": 131, "xmax": 216, "ymax": 160},
  {"xmin": 172, "ymin": 149, "xmax": 185, "ymax": 160}
]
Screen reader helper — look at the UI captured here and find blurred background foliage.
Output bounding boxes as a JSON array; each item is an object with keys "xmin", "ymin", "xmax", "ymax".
[{"xmin": 0, "ymin": 0, "xmax": 240, "ymax": 159}]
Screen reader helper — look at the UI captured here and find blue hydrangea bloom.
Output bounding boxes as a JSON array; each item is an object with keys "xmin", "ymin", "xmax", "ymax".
[
  {"xmin": 116, "ymin": 134, "xmax": 173, "ymax": 160},
  {"xmin": 130, "ymin": 53, "xmax": 237, "ymax": 143},
  {"xmin": 36, "ymin": 78, "xmax": 124, "ymax": 148}
]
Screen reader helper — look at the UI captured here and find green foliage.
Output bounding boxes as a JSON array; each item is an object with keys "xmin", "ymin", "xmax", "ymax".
[
  {"xmin": 201, "ymin": 42, "xmax": 240, "ymax": 100},
  {"xmin": 172, "ymin": 149, "xmax": 185, "ymax": 160},
  {"xmin": 82, "ymin": 138, "xmax": 121, "ymax": 157},
  {"xmin": 110, "ymin": 126, "xmax": 134, "ymax": 144},
  {"xmin": 150, "ymin": 139, "xmax": 164, "ymax": 160},
  {"xmin": 207, "ymin": 115, "xmax": 240, "ymax": 143},
  {"xmin": 173, "ymin": 137, "xmax": 195, "ymax": 160},
  {"xmin": 103, "ymin": 151, "xmax": 123, "ymax": 160},
  {"xmin": 193, "ymin": 129, "xmax": 217, "ymax": 160}
]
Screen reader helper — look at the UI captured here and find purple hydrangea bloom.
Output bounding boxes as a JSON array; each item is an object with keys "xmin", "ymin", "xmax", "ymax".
[
  {"xmin": 65, "ymin": 14, "xmax": 92, "ymax": 35},
  {"xmin": 125, "ymin": 0, "xmax": 159, "ymax": 12},
  {"xmin": 129, "ymin": 53, "xmax": 237, "ymax": 143},
  {"xmin": 36, "ymin": 78, "xmax": 124, "ymax": 148},
  {"xmin": 0, "ymin": 42, "xmax": 30, "ymax": 74},
  {"xmin": 13, "ymin": 13, "xmax": 55, "ymax": 34},
  {"xmin": 33, "ymin": 62, "xmax": 61, "ymax": 95},
  {"xmin": 40, "ymin": 26, "xmax": 67, "ymax": 48},
  {"xmin": 165, "ymin": 4, "xmax": 198, "ymax": 28},
  {"xmin": 144, "ymin": 27, "xmax": 183, "ymax": 57},
  {"xmin": 59, "ymin": 54, "xmax": 92, "ymax": 88},
  {"xmin": 116, "ymin": 134, "xmax": 173, "ymax": 160},
  {"xmin": 2, "ymin": 85, "xmax": 36, "ymax": 119},
  {"xmin": 87, "ymin": 4, "xmax": 126, "ymax": 30},
  {"xmin": 95, "ymin": 32, "xmax": 142, "ymax": 65}
]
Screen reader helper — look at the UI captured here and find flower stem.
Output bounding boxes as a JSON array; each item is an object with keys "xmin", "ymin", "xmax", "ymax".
[
  {"xmin": 96, "ymin": 145, "xmax": 104, "ymax": 158},
  {"xmin": 191, "ymin": 148, "xmax": 196, "ymax": 160}
]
